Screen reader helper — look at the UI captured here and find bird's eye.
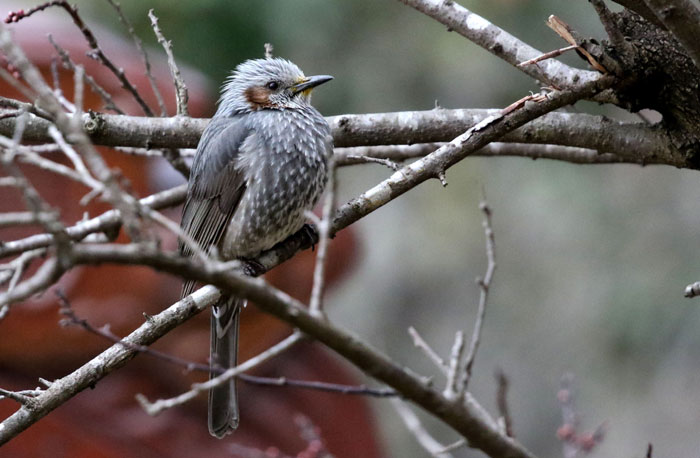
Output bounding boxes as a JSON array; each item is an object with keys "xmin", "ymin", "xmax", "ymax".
[{"xmin": 266, "ymin": 81, "xmax": 279, "ymax": 90}]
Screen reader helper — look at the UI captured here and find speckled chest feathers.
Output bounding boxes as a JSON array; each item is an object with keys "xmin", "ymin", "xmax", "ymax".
[
  {"xmin": 184, "ymin": 105, "xmax": 332, "ymax": 260},
  {"xmin": 222, "ymin": 107, "xmax": 331, "ymax": 257}
]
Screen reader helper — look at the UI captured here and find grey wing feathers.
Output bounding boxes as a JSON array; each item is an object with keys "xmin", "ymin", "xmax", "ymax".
[{"xmin": 179, "ymin": 116, "xmax": 251, "ymax": 298}]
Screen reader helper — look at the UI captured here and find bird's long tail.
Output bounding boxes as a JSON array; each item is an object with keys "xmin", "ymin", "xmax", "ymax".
[{"xmin": 208, "ymin": 295, "xmax": 242, "ymax": 438}]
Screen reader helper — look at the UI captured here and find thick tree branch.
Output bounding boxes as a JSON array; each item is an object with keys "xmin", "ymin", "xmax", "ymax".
[
  {"xmin": 642, "ymin": 0, "xmax": 700, "ymax": 70},
  {"xmin": 0, "ymin": 110, "xmax": 683, "ymax": 167},
  {"xmin": 611, "ymin": 0, "xmax": 666, "ymax": 28}
]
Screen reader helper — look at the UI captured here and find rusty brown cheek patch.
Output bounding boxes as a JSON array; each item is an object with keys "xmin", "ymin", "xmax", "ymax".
[{"xmin": 244, "ymin": 86, "xmax": 273, "ymax": 110}]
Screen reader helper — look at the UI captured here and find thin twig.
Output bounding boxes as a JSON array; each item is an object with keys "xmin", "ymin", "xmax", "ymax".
[
  {"xmin": 6, "ymin": 1, "xmax": 155, "ymax": 116},
  {"xmin": 344, "ymin": 154, "xmax": 402, "ymax": 170},
  {"xmin": 408, "ymin": 326, "xmax": 449, "ymax": 375},
  {"xmin": 308, "ymin": 159, "xmax": 337, "ymax": 317},
  {"xmin": 148, "ymin": 9, "xmax": 189, "ymax": 116},
  {"xmin": 47, "ymin": 35, "xmax": 124, "ymax": 114},
  {"xmin": 518, "ymin": 45, "xmax": 578, "ymax": 67},
  {"xmin": 0, "ymin": 212, "xmax": 57, "ymax": 228},
  {"xmin": 0, "ymin": 388, "xmax": 34, "ymax": 406},
  {"xmin": 58, "ymin": 290, "xmax": 395, "ymax": 396},
  {"xmin": 105, "ymin": 0, "xmax": 167, "ymax": 115},
  {"xmin": 0, "ymin": 184, "xmax": 187, "ymax": 260},
  {"xmin": 443, "ymin": 330, "xmax": 464, "ymax": 400},
  {"xmin": 461, "ymin": 196, "xmax": 496, "ymax": 391},
  {"xmin": 137, "ymin": 331, "xmax": 304, "ymax": 415},
  {"xmin": 239, "ymin": 374, "xmax": 396, "ymax": 397},
  {"xmin": 397, "ymin": 0, "xmax": 600, "ymax": 88},
  {"xmin": 433, "ymin": 440, "xmax": 467, "ymax": 456},
  {"xmin": 495, "ymin": 369, "xmax": 514, "ymax": 437},
  {"xmin": 391, "ymin": 398, "xmax": 455, "ymax": 457}
]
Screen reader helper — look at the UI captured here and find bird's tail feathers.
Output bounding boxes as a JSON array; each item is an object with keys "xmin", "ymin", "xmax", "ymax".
[{"xmin": 208, "ymin": 295, "xmax": 243, "ymax": 438}]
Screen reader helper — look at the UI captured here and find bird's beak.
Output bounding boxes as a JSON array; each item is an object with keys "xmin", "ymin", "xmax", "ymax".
[{"xmin": 291, "ymin": 75, "xmax": 333, "ymax": 95}]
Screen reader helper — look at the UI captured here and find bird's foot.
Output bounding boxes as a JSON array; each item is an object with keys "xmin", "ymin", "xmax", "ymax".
[
  {"xmin": 300, "ymin": 223, "xmax": 319, "ymax": 251},
  {"xmin": 241, "ymin": 258, "xmax": 266, "ymax": 277}
]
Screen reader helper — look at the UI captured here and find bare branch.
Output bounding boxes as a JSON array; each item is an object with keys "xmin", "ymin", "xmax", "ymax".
[
  {"xmin": 610, "ymin": 0, "xmax": 666, "ymax": 28},
  {"xmin": 137, "ymin": 331, "xmax": 303, "ymax": 415},
  {"xmin": 48, "ymin": 35, "xmax": 124, "ymax": 114},
  {"xmin": 0, "ymin": 109, "xmax": 682, "ymax": 167},
  {"xmin": 331, "ymin": 77, "xmax": 616, "ymax": 234},
  {"xmin": 518, "ymin": 45, "xmax": 578, "ymax": 68},
  {"xmin": 5, "ymin": 1, "xmax": 155, "ymax": 116},
  {"xmin": 408, "ymin": 326, "xmax": 449, "ymax": 375},
  {"xmin": 308, "ymin": 159, "xmax": 337, "ymax": 317},
  {"xmin": 443, "ymin": 331, "xmax": 464, "ymax": 400},
  {"xmin": 495, "ymin": 369, "xmax": 514, "ymax": 438},
  {"xmin": 391, "ymin": 398, "xmax": 455, "ymax": 457},
  {"xmin": 104, "ymin": 0, "xmax": 167, "ymax": 115},
  {"xmin": 148, "ymin": 9, "xmax": 189, "ymax": 116},
  {"xmin": 0, "ymin": 211, "xmax": 56, "ymax": 228},
  {"xmin": 461, "ymin": 197, "xmax": 496, "ymax": 390},
  {"xmin": 0, "ymin": 283, "xmax": 219, "ymax": 445},
  {"xmin": 0, "ymin": 184, "xmax": 186, "ymax": 259},
  {"xmin": 396, "ymin": 0, "xmax": 600, "ymax": 88},
  {"xmin": 75, "ymin": 245, "xmax": 536, "ymax": 458}
]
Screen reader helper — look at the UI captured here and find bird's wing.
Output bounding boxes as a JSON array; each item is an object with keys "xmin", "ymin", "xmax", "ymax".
[{"xmin": 179, "ymin": 116, "xmax": 251, "ymax": 298}]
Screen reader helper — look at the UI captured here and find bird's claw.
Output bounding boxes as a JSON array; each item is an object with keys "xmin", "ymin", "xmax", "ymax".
[
  {"xmin": 301, "ymin": 223, "xmax": 319, "ymax": 251},
  {"xmin": 241, "ymin": 258, "xmax": 266, "ymax": 277}
]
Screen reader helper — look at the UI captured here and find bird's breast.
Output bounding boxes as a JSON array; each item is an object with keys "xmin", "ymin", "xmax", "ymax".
[{"xmin": 220, "ymin": 108, "xmax": 332, "ymax": 258}]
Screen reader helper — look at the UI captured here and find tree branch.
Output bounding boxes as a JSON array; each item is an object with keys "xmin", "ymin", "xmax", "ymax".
[
  {"xmin": 0, "ymin": 109, "xmax": 680, "ymax": 166},
  {"xmin": 3, "ymin": 74, "xmax": 612, "ymax": 451},
  {"xmin": 642, "ymin": 0, "xmax": 700, "ymax": 70},
  {"xmin": 331, "ymin": 76, "xmax": 615, "ymax": 232},
  {"xmin": 0, "ymin": 243, "xmax": 537, "ymax": 458},
  {"xmin": 0, "ymin": 184, "xmax": 186, "ymax": 259},
  {"xmin": 396, "ymin": 0, "xmax": 600, "ymax": 88}
]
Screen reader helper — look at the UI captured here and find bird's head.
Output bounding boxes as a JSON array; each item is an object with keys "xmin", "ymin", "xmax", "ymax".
[{"xmin": 217, "ymin": 58, "xmax": 332, "ymax": 115}]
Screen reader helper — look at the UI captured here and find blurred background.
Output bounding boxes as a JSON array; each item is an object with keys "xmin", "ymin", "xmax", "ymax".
[{"xmin": 2, "ymin": 0, "xmax": 700, "ymax": 457}]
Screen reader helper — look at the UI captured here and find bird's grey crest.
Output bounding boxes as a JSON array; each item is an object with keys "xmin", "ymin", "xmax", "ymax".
[{"xmin": 216, "ymin": 57, "xmax": 331, "ymax": 115}]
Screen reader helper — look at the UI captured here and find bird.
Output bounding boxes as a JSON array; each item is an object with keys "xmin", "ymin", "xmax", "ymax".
[{"xmin": 178, "ymin": 57, "xmax": 334, "ymax": 438}]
